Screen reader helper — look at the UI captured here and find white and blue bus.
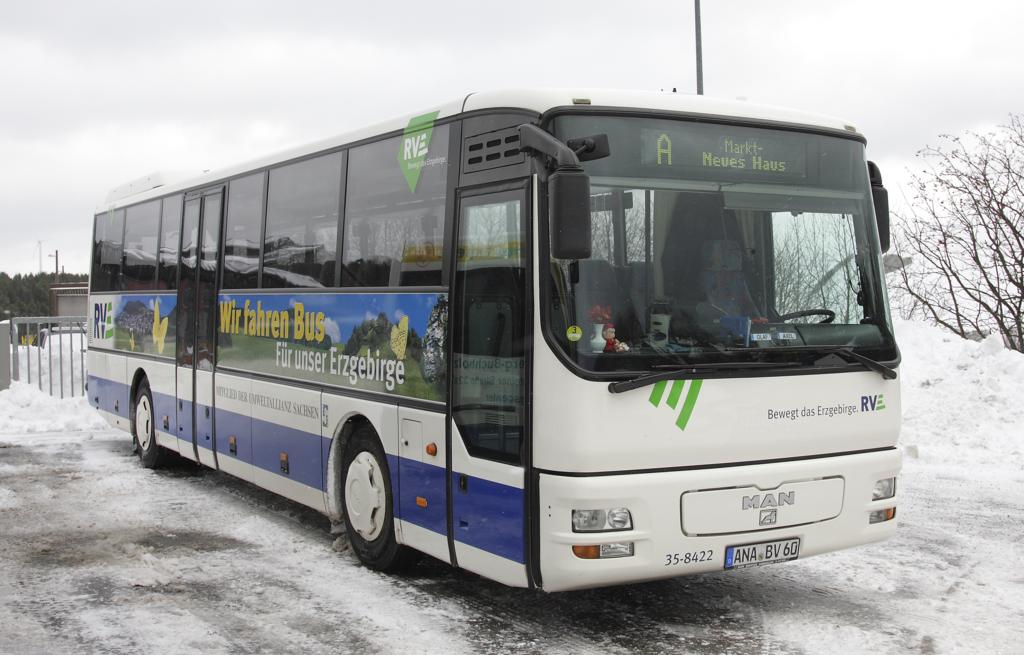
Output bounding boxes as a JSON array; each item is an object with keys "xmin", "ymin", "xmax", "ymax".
[{"xmin": 88, "ymin": 89, "xmax": 900, "ymax": 591}]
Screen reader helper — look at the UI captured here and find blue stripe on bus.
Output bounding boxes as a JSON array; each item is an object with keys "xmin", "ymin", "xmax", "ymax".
[
  {"xmin": 453, "ymin": 474, "xmax": 525, "ymax": 564},
  {"xmin": 214, "ymin": 405, "xmax": 252, "ymax": 463},
  {"xmin": 250, "ymin": 413, "xmax": 326, "ymax": 490},
  {"xmin": 395, "ymin": 457, "xmax": 447, "ymax": 535},
  {"xmin": 87, "ymin": 373, "xmax": 525, "ymax": 564},
  {"xmin": 152, "ymin": 390, "xmax": 177, "ymax": 436},
  {"xmin": 88, "ymin": 374, "xmax": 129, "ymax": 418}
]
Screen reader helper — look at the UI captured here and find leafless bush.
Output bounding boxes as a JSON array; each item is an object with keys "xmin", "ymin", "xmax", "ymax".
[{"xmin": 894, "ymin": 116, "xmax": 1024, "ymax": 352}]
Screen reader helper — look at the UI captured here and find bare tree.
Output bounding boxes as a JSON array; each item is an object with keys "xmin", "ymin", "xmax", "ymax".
[{"xmin": 894, "ymin": 116, "xmax": 1024, "ymax": 352}]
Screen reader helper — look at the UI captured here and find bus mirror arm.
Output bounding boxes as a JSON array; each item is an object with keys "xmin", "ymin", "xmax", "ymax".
[
  {"xmin": 517, "ymin": 124, "xmax": 583, "ymax": 170},
  {"xmin": 518, "ymin": 124, "xmax": 593, "ymax": 260},
  {"xmin": 868, "ymin": 161, "xmax": 890, "ymax": 253}
]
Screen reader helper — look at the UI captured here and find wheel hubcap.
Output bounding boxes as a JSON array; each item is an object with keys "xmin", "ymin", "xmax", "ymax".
[
  {"xmin": 345, "ymin": 451, "xmax": 385, "ymax": 540},
  {"xmin": 135, "ymin": 396, "xmax": 152, "ymax": 450}
]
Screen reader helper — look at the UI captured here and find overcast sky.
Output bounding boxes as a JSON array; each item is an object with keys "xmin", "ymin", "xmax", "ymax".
[{"xmin": 2, "ymin": 0, "xmax": 1022, "ymax": 275}]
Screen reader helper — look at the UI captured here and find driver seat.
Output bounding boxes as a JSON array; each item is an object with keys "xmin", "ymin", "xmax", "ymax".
[{"xmin": 698, "ymin": 240, "xmax": 761, "ymax": 317}]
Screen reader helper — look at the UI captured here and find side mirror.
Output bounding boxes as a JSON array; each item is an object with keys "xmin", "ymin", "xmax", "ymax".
[
  {"xmin": 517, "ymin": 124, "xmax": 595, "ymax": 260},
  {"xmin": 868, "ymin": 161, "xmax": 890, "ymax": 253},
  {"xmin": 549, "ymin": 168, "xmax": 592, "ymax": 260}
]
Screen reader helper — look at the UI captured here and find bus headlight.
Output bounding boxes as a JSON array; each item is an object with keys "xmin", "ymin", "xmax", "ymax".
[
  {"xmin": 572, "ymin": 508, "xmax": 633, "ymax": 532},
  {"xmin": 872, "ymin": 477, "xmax": 896, "ymax": 501}
]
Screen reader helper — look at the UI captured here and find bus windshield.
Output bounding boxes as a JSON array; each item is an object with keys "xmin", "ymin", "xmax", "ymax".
[{"xmin": 548, "ymin": 115, "xmax": 897, "ymax": 374}]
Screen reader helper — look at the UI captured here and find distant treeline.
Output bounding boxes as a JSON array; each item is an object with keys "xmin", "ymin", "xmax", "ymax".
[{"xmin": 0, "ymin": 272, "xmax": 87, "ymax": 319}]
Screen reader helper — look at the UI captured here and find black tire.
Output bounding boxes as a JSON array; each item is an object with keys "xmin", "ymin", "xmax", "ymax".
[
  {"xmin": 341, "ymin": 424, "xmax": 418, "ymax": 571},
  {"xmin": 132, "ymin": 380, "xmax": 165, "ymax": 469}
]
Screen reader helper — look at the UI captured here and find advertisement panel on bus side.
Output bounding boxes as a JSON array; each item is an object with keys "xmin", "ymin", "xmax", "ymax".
[
  {"xmin": 216, "ymin": 292, "xmax": 448, "ymax": 402},
  {"xmin": 89, "ymin": 293, "xmax": 177, "ymax": 356}
]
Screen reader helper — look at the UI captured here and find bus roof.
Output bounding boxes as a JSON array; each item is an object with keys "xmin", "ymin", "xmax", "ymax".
[{"xmin": 99, "ymin": 88, "xmax": 859, "ymax": 211}]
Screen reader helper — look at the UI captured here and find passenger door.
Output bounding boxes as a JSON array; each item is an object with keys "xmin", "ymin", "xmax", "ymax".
[
  {"xmin": 175, "ymin": 188, "xmax": 223, "ymax": 466},
  {"xmin": 449, "ymin": 184, "xmax": 530, "ymax": 586}
]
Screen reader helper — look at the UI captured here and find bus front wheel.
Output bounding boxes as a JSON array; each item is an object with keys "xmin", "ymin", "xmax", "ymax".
[{"xmin": 341, "ymin": 425, "xmax": 418, "ymax": 571}]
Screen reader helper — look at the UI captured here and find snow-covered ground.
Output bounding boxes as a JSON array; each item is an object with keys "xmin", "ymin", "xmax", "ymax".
[{"xmin": 0, "ymin": 320, "xmax": 1022, "ymax": 654}]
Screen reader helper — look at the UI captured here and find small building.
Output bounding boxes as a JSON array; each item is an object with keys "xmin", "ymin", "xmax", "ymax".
[{"xmin": 50, "ymin": 283, "xmax": 88, "ymax": 317}]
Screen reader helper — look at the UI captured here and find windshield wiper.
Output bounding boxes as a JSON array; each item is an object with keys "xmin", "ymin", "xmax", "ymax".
[
  {"xmin": 813, "ymin": 346, "xmax": 897, "ymax": 380},
  {"xmin": 729, "ymin": 345, "xmax": 897, "ymax": 380},
  {"xmin": 607, "ymin": 361, "xmax": 799, "ymax": 394}
]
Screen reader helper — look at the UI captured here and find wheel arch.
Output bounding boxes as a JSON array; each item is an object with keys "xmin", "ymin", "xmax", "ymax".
[
  {"xmin": 129, "ymin": 367, "xmax": 149, "ymax": 410},
  {"xmin": 325, "ymin": 412, "xmax": 377, "ymax": 523},
  {"xmin": 128, "ymin": 367, "xmax": 150, "ymax": 436}
]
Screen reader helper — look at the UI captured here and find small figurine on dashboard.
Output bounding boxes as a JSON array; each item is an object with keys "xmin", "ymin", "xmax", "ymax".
[{"xmin": 602, "ymin": 323, "xmax": 630, "ymax": 353}]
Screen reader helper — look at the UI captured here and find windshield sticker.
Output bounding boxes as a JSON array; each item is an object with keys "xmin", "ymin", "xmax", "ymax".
[
  {"xmin": 566, "ymin": 325, "xmax": 583, "ymax": 342},
  {"xmin": 398, "ymin": 110, "xmax": 440, "ymax": 193}
]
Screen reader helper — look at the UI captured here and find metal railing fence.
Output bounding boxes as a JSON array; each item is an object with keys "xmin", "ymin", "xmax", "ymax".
[{"xmin": 4, "ymin": 316, "xmax": 88, "ymax": 398}]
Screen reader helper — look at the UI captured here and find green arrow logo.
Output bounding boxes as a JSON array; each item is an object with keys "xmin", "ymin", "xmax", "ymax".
[
  {"xmin": 397, "ymin": 111, "xmax": 440, "ymax": 193},
  {"xmin": 649, "ymin": 379, "xmax": 703, "ymax": 431}
]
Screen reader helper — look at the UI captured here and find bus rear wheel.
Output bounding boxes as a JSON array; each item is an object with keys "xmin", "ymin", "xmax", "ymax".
[
  {"xmin": 133, "ymin": 380, "xmax": 165, "ymax": 469},
  {"xmin": 341, "ymin": 425, "xmax": 418, "ymax": 571}
]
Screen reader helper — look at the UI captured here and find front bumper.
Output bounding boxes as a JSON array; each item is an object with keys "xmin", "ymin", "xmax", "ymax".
[{"xmin": 538, "ymin": 448, "xmax": 900, "ymax": 591}]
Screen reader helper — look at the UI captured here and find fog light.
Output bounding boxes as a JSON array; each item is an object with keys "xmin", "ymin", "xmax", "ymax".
[
  {"xmin": 572, "ymin": 543, "xmax": 635, "ymax": 559},
  {"xmin": 872, "ymin": 477, "xmax": 896, "ymax": 501},
  {"xmin": 599, "ymin": 542, "xmax": 634, "ymax": 558},
  {"xmin": 869, "ymin": 508, "xmax": 896, "ymax": 524}
]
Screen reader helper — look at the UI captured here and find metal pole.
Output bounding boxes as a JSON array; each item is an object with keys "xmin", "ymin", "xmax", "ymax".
[
  {"xmin": 80, "ymin": 325, "xmax": 85, "ymax": 397},
  {"xmin": 0, "ymin": 322, "xmax": 10, "ymax": 392},
  {"xmin": 59, "ymin": 326, "xmax": 65, "ymax": 399},
  {"xmin": 24, "ymin": 324, "xmax": 30, "ymax": 386},
  {"xmin": 48, "ymin": 324, "xmax": 53, "ymax": 396},
  {"xmin": 695, "ymin": 0, "xmax": 704, "ymax": 95},
  {"xmin": 36, "ymin": 324, "xmax": 41, "ymax": 391},
  {"xmin": 69, "ymin": 322, "xmax": 75, "ymax": 396}
]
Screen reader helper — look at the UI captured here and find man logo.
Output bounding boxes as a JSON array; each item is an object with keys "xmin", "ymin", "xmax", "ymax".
[
  {"xmin": 742, "ymin": 492, "xmax": 794, "ymax": 510},
  {"xmin": 759, "ymin": 509, "xmax": 777, "ymax": 526}
]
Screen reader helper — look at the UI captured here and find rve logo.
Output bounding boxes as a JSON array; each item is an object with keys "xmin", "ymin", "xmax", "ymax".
[
  {"xmin": 649, "ymin": 379, "xmax": 703, "ymax": 431},
  {"xmin": 93, "ymin": 301, "xmax": 113, "ymax": 339},
  {"xmin": 860, "ymin": 394, "xmax": 886, "ymax": 412},
  {"xmin": 402, "ymin": 133, "xmax": 429, "ymax": 160}
]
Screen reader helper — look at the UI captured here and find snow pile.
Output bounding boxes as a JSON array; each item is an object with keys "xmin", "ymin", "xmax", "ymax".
[
  {"xmin": 0, "ymin": 382, "xmax": 107, "ymax": 435},
  {"xmin": 895, "ymin": 319, "xmax": 1024, "ymax": 467}
]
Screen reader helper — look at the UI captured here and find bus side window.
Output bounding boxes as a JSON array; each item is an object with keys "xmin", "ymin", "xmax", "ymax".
[
  {"xmin": 91, "ymin": 209, "xmax": 125, "ymax": 292},
  {"xmin": 157, "ymin": 195, "xmax": 182, "ymax": 290},
  {"xmin": 223, "ymin": 173, "xmax": 265, "ymax": 290},
  {"xmin": 262, "ymin": 153, "xmax": 342, "ymax": 289},
  {"xmin": 342, "ymin": 125, "xmax": 449, "ymax": 288},
  {"xmin": 122, "ymin": 200, "xmax": 161, "ymax": 290}
]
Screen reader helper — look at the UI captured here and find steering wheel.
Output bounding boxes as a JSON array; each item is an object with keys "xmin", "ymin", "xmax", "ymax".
[{"xmin": 778, "ymin": 309, "xmax": 836, "ymax": 324}]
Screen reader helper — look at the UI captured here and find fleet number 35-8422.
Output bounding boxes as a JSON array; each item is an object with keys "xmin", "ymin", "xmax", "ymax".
[{"xmin": 664, "ymin": 549, "xmax": 714, "ymax": 566}]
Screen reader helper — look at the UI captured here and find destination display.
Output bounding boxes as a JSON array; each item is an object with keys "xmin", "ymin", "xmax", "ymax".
[{"xmin": 640, "ymin": 124, "xmax": 809, "ymax": 181}]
